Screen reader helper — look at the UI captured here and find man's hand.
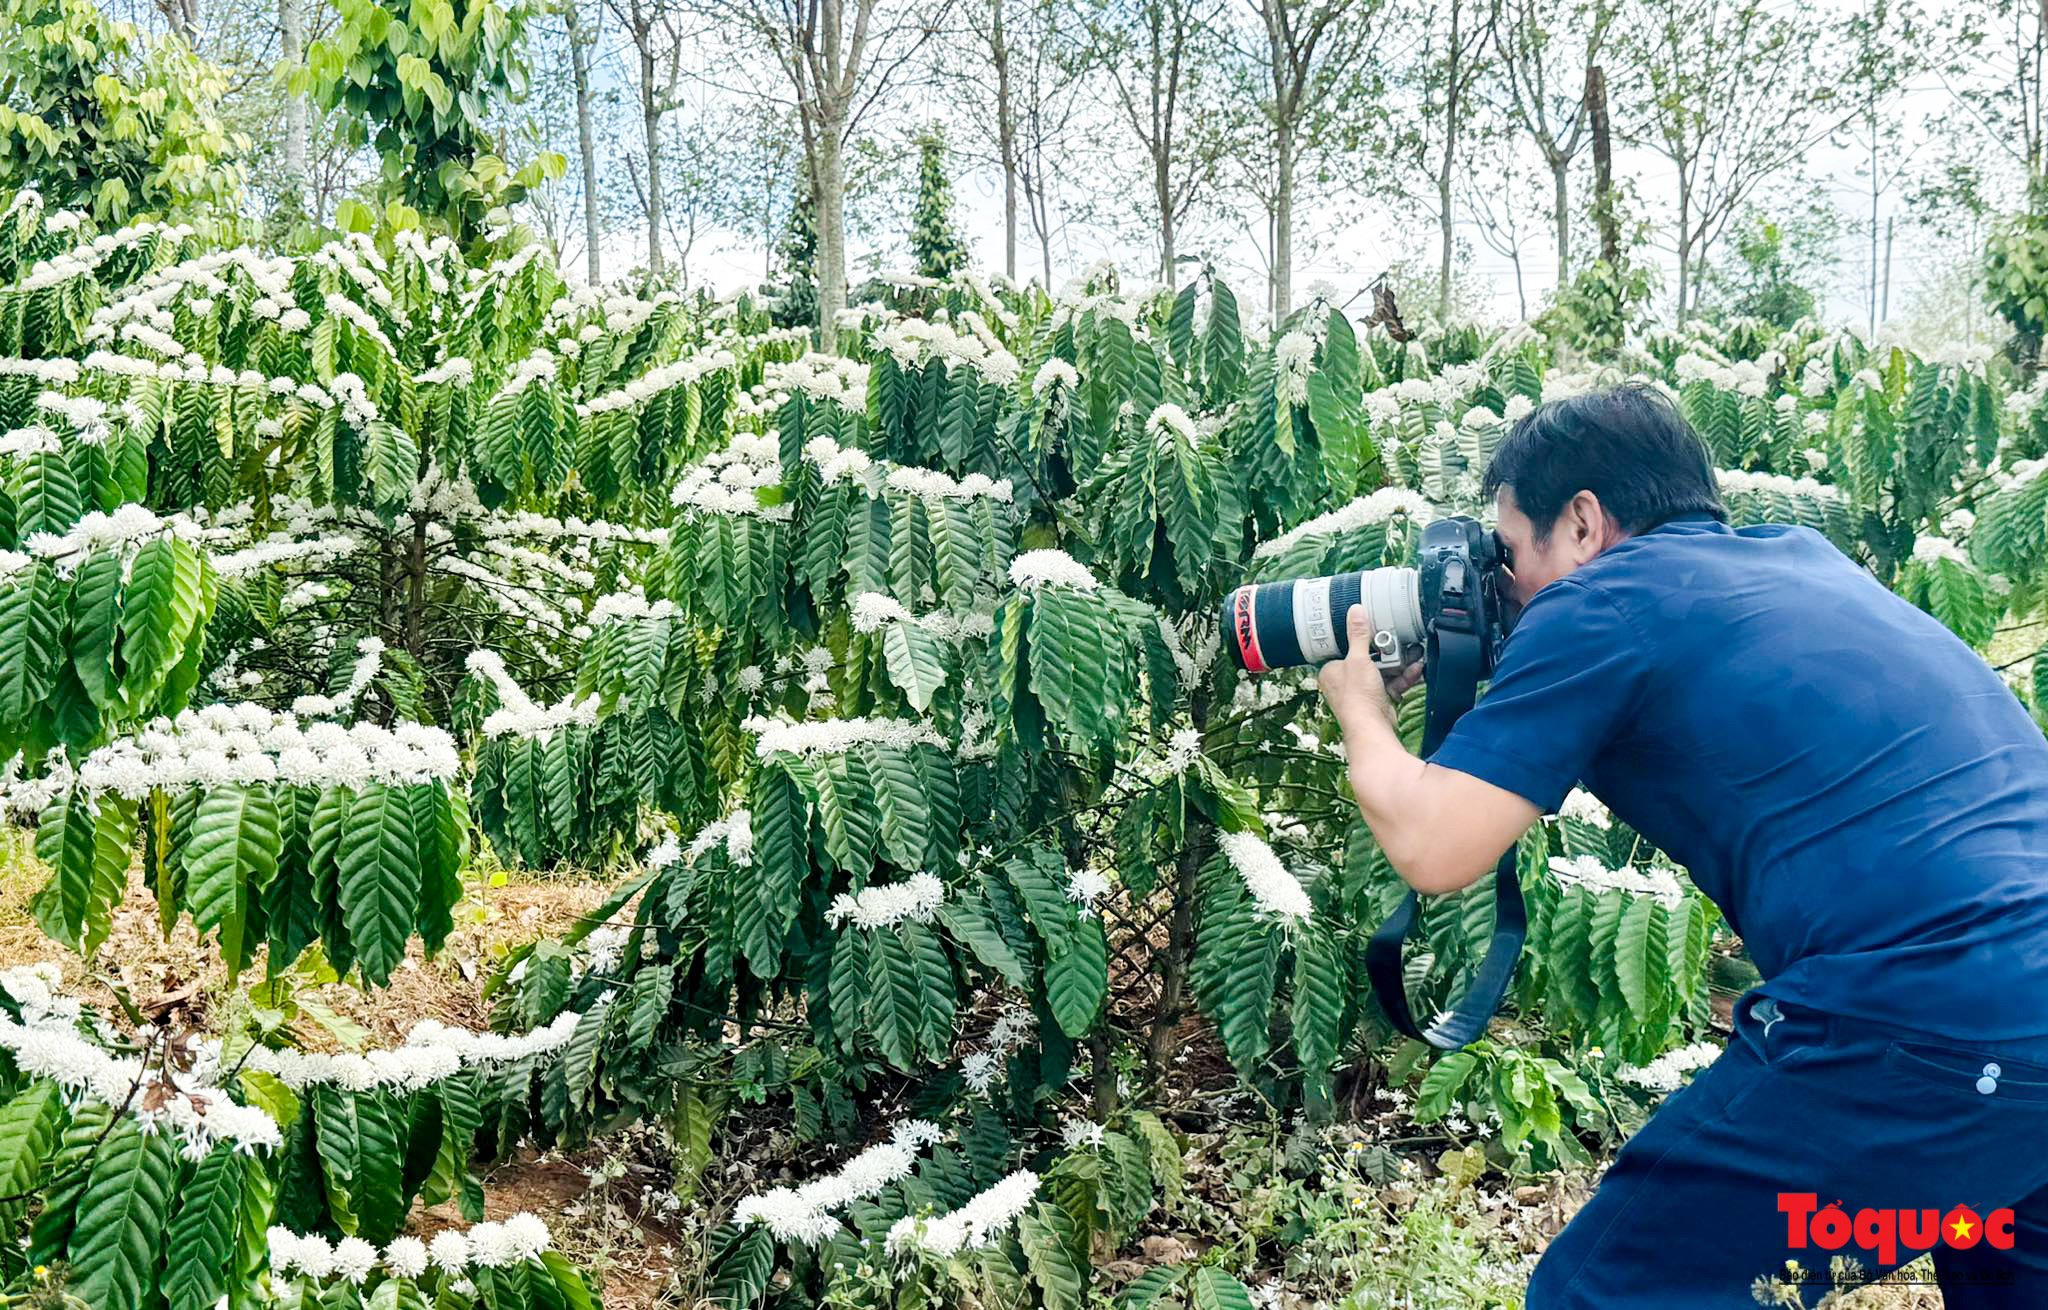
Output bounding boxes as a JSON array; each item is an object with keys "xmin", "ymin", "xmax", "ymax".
[
  {"xmin": 1317, "ymin": 605, "xmax": 1423, "ymax": 734},
  {"xmin": 1317, "ymin": 603, "xmax": 1536, "ymax": 896}
]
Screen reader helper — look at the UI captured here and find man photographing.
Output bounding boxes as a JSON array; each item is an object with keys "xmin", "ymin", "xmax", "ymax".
[{"xmin": 1316, "ymin": 385, "xmax": 2048, "ymax": 1306}]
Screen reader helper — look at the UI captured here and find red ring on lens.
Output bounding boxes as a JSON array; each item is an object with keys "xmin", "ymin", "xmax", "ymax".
[{"xmin": 1233, "ymin": 588, "xmax": 1267, "ymax": 673}]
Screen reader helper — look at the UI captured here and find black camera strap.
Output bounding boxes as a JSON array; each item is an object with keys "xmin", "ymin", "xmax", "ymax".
[{"xmin": 1363, "ymin": 625, "xmax": 1528, "ymax": 1050}]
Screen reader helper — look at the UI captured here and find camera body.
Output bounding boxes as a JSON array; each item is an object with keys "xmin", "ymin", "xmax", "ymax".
[{"xmin": 1223, "ymin": 515, "xmax": 1513, "ymax": 678}]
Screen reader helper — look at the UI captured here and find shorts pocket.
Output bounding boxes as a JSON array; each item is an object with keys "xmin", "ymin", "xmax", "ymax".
[{"xmin": 1883, "ymin": 1039, "xmax": 2048, "ymax": 1104}]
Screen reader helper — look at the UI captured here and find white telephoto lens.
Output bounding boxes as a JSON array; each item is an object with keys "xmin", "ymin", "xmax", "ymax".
[{"xmin": 1360, "ymin": 567, "xmax": 1424, "ymax": 664}]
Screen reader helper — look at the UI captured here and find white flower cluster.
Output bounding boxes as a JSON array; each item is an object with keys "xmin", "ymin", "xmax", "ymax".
[
  {"xmin": 745, "ymin": 713, "xmax": 947, "ymax": 759},
  {"xmin": 850, "ymin": 590, "xmax": 914, "ymax": 633},
  {"xmin": 1546, "ymin": 855, "xmax": 1685, "ymax": 907},
  {"xmin": 1274, "ymin": 331, "xmax": 1317, "ymax": 408},
  {"xmin": 825, "ymin": 873, "xmax": 947, "ymax": 929},
  {"xmin": 1715, "ymin": 468, "xmax": 1841, "ymax": 503},
  {"xmin": 802, "ymin": 434, "xmax": 874, "ymax": 486},
  {"xmin": 0, "ymin": 424, "xmax": 59, "ymax": 458},
  {"xmin": 67, "ymin": 703, "xmax": 459, "ymax": 798},
  {"xmin": 1046, "ymin": 277, "xmax": 1149, "ymax": 336},
  {"xmin": 235, "ymin": 1008, "xmax": 587, "ymax": 1094},
  {"xmin": 770, "ymin": 353, "xmax": 871, "ymax": 408},
  {"xmin": 2006, "ymin": 376, "xmax": 2048, "ymax": 423},
  {"xmin": 1359, "ymin": 368, "xmax": 1488, "ymax": 426},
  {"xmin": 684, "ymin": 810, "xmax": 756, "ymax": 867},
  {"xmin": 577, "ymin": 347, "xmax": 734, "ymax": 418},
  {"xmin": 480, "ymin": 509, "xmax": 666, "ymax": 548},
  {"xmin": 80, "ymin": 351, "xmax": 331, "ymax": 421},
  {"xmin": 416, "ymin": 356, "xmax": 476, "ymax": 388},
  {"xmin": 34, "ymin": 389, "xmax": 111, "ymax": 444},
  {"xmin": 494, "ymin": 348, "xmax": 559, "ymax": 401},
  {"xmin": 1557, "ymin": 789, "xmax": 1612, "ymax": 829},
  {"xmin": 0, "ymin": 962, "xmax": 79, "ymax": 1028},
  {"xmin": 579, "ymin": 926, "xmax": 630, "ymax": 976},
  {"xmin": 1007, "ymin": 548, "xmax": 1098, "ymax": 592},
  {"xmin": 1033, "ymin": 358, "xmax": 1079, "ymax": 396},
  {"xmin": 960, "ymin": 1010, "xmax": 1034, "ymax": 1095},
  {"xmin": 322, "ymin": 292, "xmax": 398, "ymax": 357},
  {"xmin": 672, "ymin": 433, "xmax": 788, "ymax": 520},
  {"xmin": 23, "ymin": 502, "xmax": 193, "ymax": 568},
  {"xmin": 1064, "ymin": 867, "xmax": 1112, "ymax": 916},
  {"xmin": 873, "ymin": 316, "xmax": 1022, "ymax": 388},
  {"xmin": 392, "ymin": 228, "xmax": 462, "ymax": 290},
  {"xmin": 1911, "ymin": 536, "xmax": 1968, "ymax": 567},
  {"xmin": 587, "ymin": 588, "xmax": 677, "ymax": 626},
  {"xmin": 1998, "ymin": 455, "xmax": 2048, "ymax": 493},
  {"xmin": 0, "ymin": 750, "xmax": 73, "ymax": 817},
  {"xmin": 1145, "ymin": 403, "xmax": 1201, "ymax": 445},
  {"xmin": 800, "ymin": 437, "xmax": 1016, "ymax": 508},
  {"xmin": 268, "ymin": 1213, "xmax": 551, "ymax": 1283},
  {"xmin": 326, "ymin": 372, "xmax": 379, "ymax": 429},
  {"xmin": 885, "ymin": 1170, "xmax": 1041, "ymax": 1258},
  {"xmin": 921, "ymin": 610, "xmax": 995, "ymax": 641},
  {"xmin": 17, "ymin": 219, "xmax": 194, "ymax": 292},
  {"xmin": 290, "ymin": 636, "xmax": 383, "ymax": 718},
  {"xmin": 883, "ymin": 463, "xmax": 1016, "ymax": 505},
  {"xmin": 1615, "ymin": 1041, "xmax": 1722, "ymax": 1093},
  {"xmin": 1059, "ymin": 1117, "xmax": 1106, "ymax": 1151},
  {"xmin": 211, "ymin": 528, "xmax": 368, "ymax": 577},
  {"xmin": 734, "ymin": 1119, "xmax": 947, "ymax": 1245},
  {"xmin": 308, "ymin": 234, "xmax": 397, "ymax": 311},
  {"xmin": 1674, "ymin": 352, "xmax": 1771, "ymax": 399},
  {"xmin": 0, "ymin": 1013, "xmax": 280, "ymax": 1158},
  {"xmin": 1161, "ymin": 726, "xmax": 1203, "ymax": 777},
  {"xmin": 465, "ymin": 650, "xmax": 600, "ymax": 742},
  {"xmin": 1218, "ymin": 831, "xmax": 1314, "ymax": 924},
  {"xmin": 0, "ymin": 357, "xmax": 81, "ymax": 385},
  {"xmin": 1252, "ymin": 487, "xmax": 1435, "ymax": 560}
]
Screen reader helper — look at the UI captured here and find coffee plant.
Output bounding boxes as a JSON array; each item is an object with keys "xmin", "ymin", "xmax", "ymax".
[{"xmin": 0, "ymin": 179, "xmax": 2040, "ymax": 1307}]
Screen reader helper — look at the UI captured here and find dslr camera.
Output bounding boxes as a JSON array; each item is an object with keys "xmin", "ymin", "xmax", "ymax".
[{"xmin": 1222, "ymin": 515, "xmax": 1515, "ymax": 685}]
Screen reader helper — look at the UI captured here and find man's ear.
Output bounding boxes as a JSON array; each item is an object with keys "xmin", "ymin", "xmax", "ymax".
[{"xmin": 1565, "ymin": 490, "xmax": 1619, "ymax": 562}]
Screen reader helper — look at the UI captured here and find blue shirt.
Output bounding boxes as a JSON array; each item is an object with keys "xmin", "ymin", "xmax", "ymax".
[{"xmin": 1431, "ymin": 516, "xmax": 2048, "ymax": 1040}]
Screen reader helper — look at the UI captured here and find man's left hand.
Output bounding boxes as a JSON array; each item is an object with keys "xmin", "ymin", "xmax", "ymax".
[{"xmin": 1318, "ymin": 605, "xmax": 1423, "ymax": 732}]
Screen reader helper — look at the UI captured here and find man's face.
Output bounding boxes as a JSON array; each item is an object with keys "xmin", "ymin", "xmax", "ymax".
[{"xmin": 1493, "ymin": 486, "xmax": 1609, "ymax": 608}]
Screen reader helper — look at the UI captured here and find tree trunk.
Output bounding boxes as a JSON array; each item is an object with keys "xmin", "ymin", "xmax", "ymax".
[
  {"xmin": 638, "ymin": 39, "xmax": 666, "ymax": 277},
  {"xmin": 1274, "ymin": 119, "xmax": 1294, "ymax": 321},
  {"xmin": 1436, "ymin": 168, "xmax": 1454, "ymax": 323},
  {"xmin": 1512, "ymin": 246, "xmax": 1526, "ymax": 321},
  {"xmin": 1586, "ymin": 65, "xmax": 1618, "ymax": 266},
  {"xmin": 567, "ymin": 1, "xmax": 602, "ymax": 285},
  {"xmin": 1551, "ymin": 153, "xmax": 1570, "ymax": 287},
  {"xmin": 280, "ymin": 0, "xmax": 306, "ymax": 203},
  {"xmin": 1436, "ymin": 3, "xmax": 1462, "ymax": 323},
  {"xmin": 1148, "ymin": 821, "xmax": 1207, "ymax": 1075},
  {"xmin": 1028, "ymin": 174, "xmax": 1054, "ymax": 287},
  {"xmin": 993, "ymin": 0, "xmax": 1017, "ymax": 281},
  {"xmin": 1156, "ymin": 144, "xmax": 1175, "ymax": 286},
  {"xmin": 1675, "ymin": 200, "xmax": 1691, "ymax": 325},
  {"xmin": 813, "ymin": 128, "xmax": 849, "ymax": 341},
  {"xmin": 1881, "ymin": 214, "xmax": 1894, "ymax": 323},
  {"xmin": 1866, "ymin": 101, "xmax": 1879, "ymax": 334}
]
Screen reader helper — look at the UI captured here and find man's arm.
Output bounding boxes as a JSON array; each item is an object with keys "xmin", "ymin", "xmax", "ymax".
[{"xmin": 1320, "ymin": 606, "xmax": 1542, "ymax": 896}]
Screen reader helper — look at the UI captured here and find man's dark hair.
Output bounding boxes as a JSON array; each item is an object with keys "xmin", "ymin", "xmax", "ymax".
[{"xmin": 1481, "ymin": 384, "xmax": 1726, "ymax": 542}]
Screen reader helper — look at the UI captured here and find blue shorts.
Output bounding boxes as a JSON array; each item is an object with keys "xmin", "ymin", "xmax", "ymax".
[{"xmin": 1528, "ymin": 989, "xmax": 2048, "ymax": 1307}]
